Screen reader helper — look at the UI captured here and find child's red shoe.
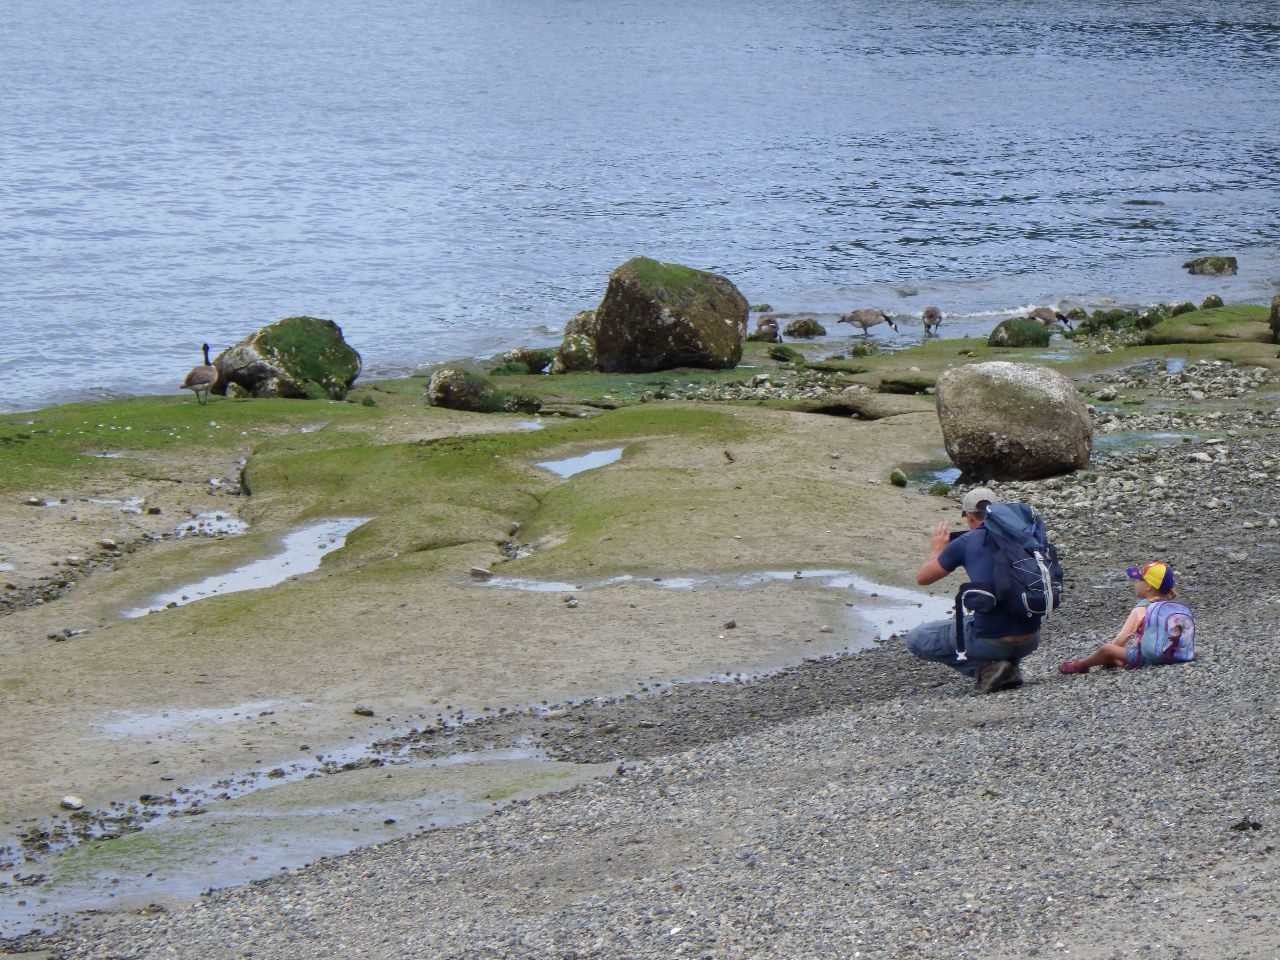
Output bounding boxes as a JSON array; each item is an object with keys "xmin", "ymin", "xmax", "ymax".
[{"xmin": 1059, "ymin": 659, "xmax": 1088, "ymax": 675}]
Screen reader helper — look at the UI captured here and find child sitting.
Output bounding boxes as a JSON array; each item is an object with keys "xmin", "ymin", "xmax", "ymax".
[{"xmin": 1060, "ymin": 561, "xmax": 1195, "ymax": 674}]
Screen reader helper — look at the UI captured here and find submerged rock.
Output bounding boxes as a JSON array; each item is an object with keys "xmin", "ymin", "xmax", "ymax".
[
  {"xmin": 1183, "ymin": 255, "xmax": 1238, "ymax": 275},
  {"xmin": 215, "ymin": 316, "xmax": 362, "ymax": 400},
  {"xmin": 935, "ymin": 361, "xmax": 1092, "ymax": 481}
]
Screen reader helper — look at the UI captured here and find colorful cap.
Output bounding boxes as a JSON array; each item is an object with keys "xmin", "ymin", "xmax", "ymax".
[
  {"xmin": 960, "ymin": 487, "xmax": 998, "ymax": 515},
  {"xmin": 1127, "ymin": 562, "xmax": 1174, "ymax": 593}
]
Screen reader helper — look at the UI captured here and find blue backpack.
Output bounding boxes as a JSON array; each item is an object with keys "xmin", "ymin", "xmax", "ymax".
[
  {"xmin": 1138, "ymin": 600, "xmax": 1195, "ymax": 664},
  {"xmin": 955, "ymin": 503, "xmax": 1064, "ymax": 658}
]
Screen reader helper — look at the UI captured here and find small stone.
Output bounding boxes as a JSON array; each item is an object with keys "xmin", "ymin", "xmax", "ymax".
[
  {"xmin": 353, "ymin": 705, "xmax": 375, "ymax": 717},
  {"xmin": 98, "ymin": 538, "xmax": 118, "ymax": 550},
  {"xmin": 25, "ymin": 496, "xmax": 44, "ymax": 506},
  {"xmin": 819, "ymin": 625, "xmax": 834, "ymax": 633},
  {"xmin": 468, "ymin": 567, "xmax": 492, "ymax": 581},
  {"xmin": 60, "ymin": 795, "xmax": 84, "ymax": 811},
  {"xmin": 723, "ymin": 620, "xmax": 737, "ymax": 629}
]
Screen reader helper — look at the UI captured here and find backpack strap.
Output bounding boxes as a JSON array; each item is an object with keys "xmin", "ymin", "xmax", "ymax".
[{"xmin": 953, "ymin": 582, "xmax": 998, "ymax": 661}]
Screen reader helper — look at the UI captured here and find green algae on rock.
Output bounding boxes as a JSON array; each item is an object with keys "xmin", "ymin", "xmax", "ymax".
[
  {"xmin": 1142, "ymin": 304, "xmax": 1272, "ymax": 346},
  {"xmin": 782, "ymin": 317, "xmax": 826, "ymax": 339},
  {"xmin": 988, "ymin": 317, "xmax": 1050, "ymax": 348},
  {"xmin": 586, "ymin": 257, "xmax": 749, "ymax": 373},
  {"xmin": 216, "ymin": 316, "xmax": 362, "ymax": 400},
  {"xmin": 427, "ymin": 367, "xmax": 540, "ymax": 414},
  {"xmin": 1182, "ymin": 255, "xmax": 1238, "ymax": 275}
]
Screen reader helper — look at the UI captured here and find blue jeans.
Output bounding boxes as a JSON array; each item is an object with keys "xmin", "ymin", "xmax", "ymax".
[{"xmin": 906, "ymin": 617, "xmax": 1040, "ymax": 679}]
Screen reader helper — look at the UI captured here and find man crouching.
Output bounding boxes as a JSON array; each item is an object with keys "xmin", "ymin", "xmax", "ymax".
[{"xmin": 907, "ymin": 487, "xmax": 1041, "ymax": 694}]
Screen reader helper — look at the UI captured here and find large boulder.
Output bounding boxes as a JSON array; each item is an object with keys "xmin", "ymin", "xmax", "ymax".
[
  {"xmin": 215, "ymin": 316, "xmax": 361, "ymax": 400},
  {"xmin": 587, "ymin": 257, "xmax": 748, "ymax": 372},
  {"xmin": 935, "ymin": 362, "xmax": 1092, "ymax": 481},
  {"xmin": 1271, "ymin": 294, "xmax": 1280, "ymax": 344}
]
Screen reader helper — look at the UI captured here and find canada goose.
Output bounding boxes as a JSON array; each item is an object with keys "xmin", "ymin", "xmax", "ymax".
[
  {"xmin": 1027, "ymin": 306, "xmax": 1072, "ymax": 329},
  {"xmin": 181, "ymin": 343, "xmax": 218, "ymax": 404},
  {"xmin": 753, "ymin": 317, "xmax": 782, "ymax": 343},
  {"xmin": 839, "ymin": 308, "xmax": 899, "ymax": 336},
  {"xmin": 921, "ymin": 306, "xmax": 942, "ymax": 335}
]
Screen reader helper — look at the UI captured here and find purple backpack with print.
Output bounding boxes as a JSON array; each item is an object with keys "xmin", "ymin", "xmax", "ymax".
[{"xmin": 1139, "ymin": 600, "xmax": 1195, "ymax": 664}]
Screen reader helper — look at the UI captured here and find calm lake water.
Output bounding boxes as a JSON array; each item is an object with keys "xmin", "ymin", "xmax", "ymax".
[{"xmin": 2, "ymin": 0, "xmax": 1278, "ymax": 412}]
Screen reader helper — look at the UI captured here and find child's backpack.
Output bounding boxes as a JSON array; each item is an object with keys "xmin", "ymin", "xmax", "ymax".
[
  {"xmin": 955, "ymin": 503, "xmax": 1064, "ymax": 658},
  {"xmin": 1138, "ymin": 600, "xmax": 1195, "ymax": 663}
]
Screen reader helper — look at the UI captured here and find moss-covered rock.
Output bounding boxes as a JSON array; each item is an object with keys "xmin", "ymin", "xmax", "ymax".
[
  {"xmin": 1143, "ymin": 304, "xmax": 1272, "ymax": 345},
  {"xmin": 1201, "ymin": 294, "xmax": 1224, "ymax": 310},
  {"xmin": 769, "ymin": 344, "xmax": 804, "ymax": 364},
  {"xmin": 1271, "ymin": 294, "xmax": 1280, "ymax": 344},
  {"xmin": 498, "ymin": 347, "xmax": 556, "ymax": 376},
  {"xmin": 987, "ymin": 318, "xmax": 1050, "ymax": 348},
  {"xmin": 588, "ymin": 257, "xmax": 748, "ymax": 373},
  {"xmin": 548, "ymin": 311, "xmax": 601, "ymax": 375},
  {"xmin": 427, "ymin": 368, "xmax": 540, "ymax": 414},
  {"xmin": 878, "ymin": 374, "xmax": 935, "ymax": 395},
  {"xmin": 1169, "ymin": 301, "xmax": 1198, "ymax": 317},
  {"xmin": 782, "ymin": 317, "xmax": 826, "ymax": 339},
  {"xmin": 1183, "ymin": 255, "xmax": 1238, "ymax": 276},
  {"xmin": 889, "ymin": 468, "xmax": 908, "ymax": 487},
  {"xmin": 848, "ymin": 341, "xmax": 880, "ymax": 357},
  {"xmin": 214, "ymin": 316, "xmax": 362, "ymax": 400}
]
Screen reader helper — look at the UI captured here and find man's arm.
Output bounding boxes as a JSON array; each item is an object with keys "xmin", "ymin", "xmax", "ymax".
[{"xmin": 917, "ymin": 520, "xmax": 955, "ymax": 585}]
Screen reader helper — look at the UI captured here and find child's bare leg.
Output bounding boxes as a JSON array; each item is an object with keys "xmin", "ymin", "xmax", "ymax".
[{"xmin": 1076, "ymin": 642, "xmax": 1128, "ymax": 671}]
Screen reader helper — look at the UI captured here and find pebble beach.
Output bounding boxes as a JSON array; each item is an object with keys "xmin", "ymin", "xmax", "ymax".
[{"xmin": 8, "ymin": 357, "xmax": 1278, "ymax": 959}]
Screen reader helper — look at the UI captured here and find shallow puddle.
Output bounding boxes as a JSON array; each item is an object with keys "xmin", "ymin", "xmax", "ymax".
[
  {"xmin": 0, "ymin": 750, "xmax": 608, "ymax": 938},
  {"xmin": 122, "ymin": 517, "xmax": 369, "ymax": 618},
  {"xmin": 481, "ymin": 568, "xmax": 952, "ymax": 649},
  {"xmin": 922, "ymin": 466, "xmax": 961, "ymax": 485},
  {"xmin": 94, "ymin": 701, "xmax": 288, "ymax": 739},
  {"xmin": 1094, "ymin": 430, "xmax": 1194, "ymax": 450},
  {"xmin": 536, "ymin": 447, "xmax": 623, "ymax": 477}
]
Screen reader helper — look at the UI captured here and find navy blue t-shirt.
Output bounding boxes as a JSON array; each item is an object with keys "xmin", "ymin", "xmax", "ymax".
[{"xmin": 938, "ymin": 526, "xmax": 1043, "ymax": 638}]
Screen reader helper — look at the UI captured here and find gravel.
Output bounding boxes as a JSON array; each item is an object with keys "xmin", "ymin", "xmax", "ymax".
[{"xmin": 11, "ymin": 359, "xmax": 1280, "ymax": 960}]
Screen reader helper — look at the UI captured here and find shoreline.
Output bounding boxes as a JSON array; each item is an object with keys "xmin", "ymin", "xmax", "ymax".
[{"xmin": 2, "ymin": 337, "xmax": 1279, "ymax": 956}]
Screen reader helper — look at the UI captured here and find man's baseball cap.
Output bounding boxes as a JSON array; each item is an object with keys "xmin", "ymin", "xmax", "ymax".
[
  {"xmin": 960, "ymin": 487, "xmax": 998, "ymax": 515},
  {"xmin": 1127, "ymin": 561, "xmax": 1174, "ymax": 593}
]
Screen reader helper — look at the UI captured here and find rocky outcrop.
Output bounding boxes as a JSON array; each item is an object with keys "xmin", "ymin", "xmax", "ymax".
[
  {"xmin": 215, "ymin": 316, "xmax": 361, "ymax": 400},
  {"xmin": 988, "ymin": 318, "xmax": 1050, "ymax": 348},
  {"xmin": 427, "ymin": 368, "xmax": 539, "ymax": 413},
  {"xmin": 583, "ymin": 257, "xmax": 748, "ymax": 373},
  {"xmin": 935, "ymin": 361, "xmax": 1092, "ymax": 481},
  {"xmin": 1183, "ymin": 256, "xmax": 1237, "ymax": 275}
]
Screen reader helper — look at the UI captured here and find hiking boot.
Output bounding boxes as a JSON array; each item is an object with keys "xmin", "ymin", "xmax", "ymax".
[
  {"xmin": 974, "ymin": 659, "xmax": 1018, "ymax": 695},
  {"xmin": 1003, "ymin": 663, "xmax": 1025, "ymax": 689}
]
